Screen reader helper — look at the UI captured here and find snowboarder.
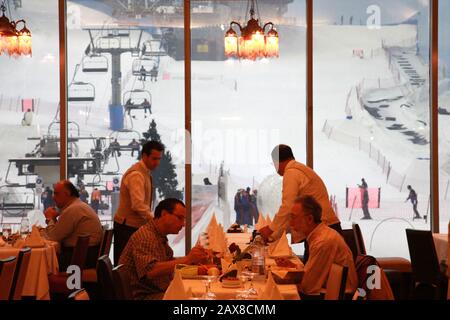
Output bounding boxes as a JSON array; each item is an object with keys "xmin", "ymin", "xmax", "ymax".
[
  {"xmin": 358, "ymin": 178, "xmax": 372, "ymax": 219},
  {"xmin": 142, "ymin": 98, "xmax": 151, "ymax": 117},
  {"xmin": 128, "ymin": 139, "xmax": 141, "ymax": 158},
  {"xmin": 150, "ymin": 65, "xmax": 158, "ymax": 82},
  {"xmin": 406, "ymin": 185, "xmax": 422, "ymax": 219},
  {"xmin": 139, "ymin": 65, "xmax": 147, "ymax": 81},
  {"xmin": 109, "ymin": 139, "xmax": 122, "ymax": 157}
]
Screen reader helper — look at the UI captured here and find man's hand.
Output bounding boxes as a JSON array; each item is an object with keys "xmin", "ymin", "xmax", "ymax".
[
  {"xmin": 44, "ymin": 207, "xmax": 59, "ymax": 222},
  {"xmin": 259, "ymin": 225, "xmax": 274, "ymax": 241},
  {"xmin": 186, "ymin": 245, "xmax": 210, "ymax": 265}
]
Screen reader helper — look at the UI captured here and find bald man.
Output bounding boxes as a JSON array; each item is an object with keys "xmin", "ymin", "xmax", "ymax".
[{"xmin": 44, "ymin": 180, "xmax": 103, "ymax": 270}]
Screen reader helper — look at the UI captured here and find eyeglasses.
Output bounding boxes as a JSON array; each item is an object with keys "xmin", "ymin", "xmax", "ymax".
[{"xmin": 173, "ymin": 214, "xmax": 186, "ymax": 221}]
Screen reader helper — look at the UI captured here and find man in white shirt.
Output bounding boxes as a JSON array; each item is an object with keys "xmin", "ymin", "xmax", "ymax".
[
  {"xmin": 44, "ymin": 180, "xmax": 103, "ymax": 270},
  {"xmin": 113, "ymin": 141, "xmax": 163, "ymax": 265},
  {"xmin": 290, "ymin": 195, "xmax": 358, "ymax": 296},
  {"xmin": 259, "ymin": 144, "xmax": 341, "ymax": 245}
]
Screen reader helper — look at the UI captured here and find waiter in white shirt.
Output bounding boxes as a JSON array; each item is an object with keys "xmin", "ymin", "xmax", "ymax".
[
  {"xmin": 259, "ymin": 145, "xmax": 342, "ymax": 259},
  {"xmin": 113, "ymin": 140, "xmax": 164, "ymax": 265}
]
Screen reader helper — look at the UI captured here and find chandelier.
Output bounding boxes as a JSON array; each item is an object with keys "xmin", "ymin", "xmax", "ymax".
[
  {"xmin": 0, "ymin": 1, "xmax": 32, "ymax": 57},
  {"xmin": 224, "ymin": 0, "xmax": 279, "ymax": 60}
]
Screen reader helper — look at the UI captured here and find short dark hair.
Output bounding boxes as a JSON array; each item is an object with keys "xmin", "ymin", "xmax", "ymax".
[
  {"xmin": 62, "ymin": 180, "xmax": 80, "ymax": 198},
  {"xmin": 154, "ymin": 198, "xmax": 185, "ymax": 219},
  {"xmin": 271, "ymin": 144, "xmax": 295, "ymax": 162},
  {"xmin": 294, "ymin": 195, "xmax": 322, "ymax": 224},
  {"xmin": 141, "ymin": 140, "xmax": 164, "ymax": 157}
]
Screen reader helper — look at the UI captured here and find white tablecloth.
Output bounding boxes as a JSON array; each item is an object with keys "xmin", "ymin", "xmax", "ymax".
[
  {"xmin": 433, "ymin": 233, "xmax": 448, "ymax": 265},
  {"xmin": 183, "ymin": 279, "xmax": 300, "ymax": 300},
  {"xmin": 0, "ymin": 241, "xmax": 59, "ymax": 300},
  {"xmin": 182, "ymin": 232, "xmax": 301, "ymax": 300}
]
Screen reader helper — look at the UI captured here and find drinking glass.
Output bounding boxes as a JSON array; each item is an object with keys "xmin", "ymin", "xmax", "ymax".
[
  {"xmin": 20, "ymin": 217, "xmax": 30, "ymax": 239},
  {"xmin": 201, "ymin": 275, "xmax": 218, "ymax": 300},
  {"xmin": 241, "ymin": 270, "xmax": 258, "ymax": 296},
  {"xmin": 2, "ymin": 224, "xmax": 12, "ymax": 241}
]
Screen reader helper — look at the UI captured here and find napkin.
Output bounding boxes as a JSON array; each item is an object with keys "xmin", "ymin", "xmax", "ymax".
[
  {"xmin": 265, "ymin": 214, "xmax": 272, "ymax": 226},
  {"xmin": 210, "ymin": 225, "xmax": 227, "ymax": 253},
  {"xmin": 207, "ymin": 214, "xmax": 219, "ymax": 236},
  {"xmin": 163, "ymin": 270, "xmax": 190, "ymax": 300},
  {"xmin": 268, "ymin": 231, "xmax": 291, "ymax": 258},
  {"xmin": 221, "ymin": 259, "xmax": 238, "ymax": 275},
  {"xmin": 254, "ymin": 214, "xmax": 267, "ymax": 230},
  {"xmin": 259, "ymin": 272, "xmax": 284, "ymax": 300},
  {"xmin": 24, "ymin": 225, "xmax": 46, "ymax": 248}
]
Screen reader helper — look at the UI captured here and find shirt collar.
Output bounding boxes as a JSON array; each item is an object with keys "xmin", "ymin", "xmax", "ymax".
[
  {"xmin": 61, "ymin": 197, "xmax": 78, "ymax": 212},
  {"xmin": 146, "ymin": 218, "xmax": 168, "ymax": 242},
  {"xmin": 285, "ymin": 159, "xmax": 296, "ymax": 170},
  {"xmin": 139, "ymin": 159, "xmax": 151, "ymax": 174},
  {"xmin": 306, "ymin": 222, "xmax": 327, "ymax": 243}
]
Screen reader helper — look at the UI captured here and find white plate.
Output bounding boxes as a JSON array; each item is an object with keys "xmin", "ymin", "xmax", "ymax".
[{"xmin": 221, "ymin": 282, "xmax": 242, "ymax": 288}]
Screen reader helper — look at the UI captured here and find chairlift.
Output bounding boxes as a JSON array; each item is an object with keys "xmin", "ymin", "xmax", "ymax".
[
  {"xmin": 122, "ymin": 89, "xmax": 152, "ymax": 117},
  {"xmin": 132, "ymin": 57, "xmax": 157, "ymax": 77},
  {"xmin": 82, "ymin": 54, "xmax": 109, "ymax": 73},
  {"xmin": 68, "ymin": 81, "xmax": 95, "ymax": 102},
  {"xmin": 142, "ymin": 39, "xmax": 167, "ymax": 57},
  {"xmin": 96, "ymin": 36, "xmax": 121, "ymax": 50}
]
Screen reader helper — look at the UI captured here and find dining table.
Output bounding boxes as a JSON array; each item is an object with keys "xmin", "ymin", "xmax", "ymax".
[
  {"xmin": 0, "ymin": 240, "xmax": 59, "ymax": 300},
  {"xmin": 181, "ymin": 231, "xmax": 303, "ymax": 300}
]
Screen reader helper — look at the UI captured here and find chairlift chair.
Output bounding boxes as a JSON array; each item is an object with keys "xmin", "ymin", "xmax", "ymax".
[
  {"xmin": 82, "ymin": 54, "xmax": 109, "ymax": 73},
  {"xmin": 132, "ymin": 58, "xmax": 157, "ymax": 77},
  {"xmin": 122, "ymin": 89, "xmax": 152, "ymax": 120},
  {"xmin": 68, "ymin": 82, "xmax": 95, "ymax": 102}
]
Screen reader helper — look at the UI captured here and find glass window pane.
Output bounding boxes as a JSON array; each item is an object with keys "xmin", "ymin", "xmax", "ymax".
[
  {"xmin": 314, "ymin": 0, "xmax": 431, "ymax": 258},
  {"xmin": 66, "ymin": 1, "xmax": 185, "ymax": 256},
  {"xmin": 191, "ymin": 0, "xmax": 306, "ymax": 253},
  {"xmin": 0, "ymin": 1, "xmax": 60, "ymax": 231}
]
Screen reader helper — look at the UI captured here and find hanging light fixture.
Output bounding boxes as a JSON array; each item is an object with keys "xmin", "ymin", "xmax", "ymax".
[
  {"xmin": 0, "ymin": 1, "xmax": 31, "ymax": 57},
  {"xmin": 224, "ymin": 0, "xmax": 279, "ymax": 60}
]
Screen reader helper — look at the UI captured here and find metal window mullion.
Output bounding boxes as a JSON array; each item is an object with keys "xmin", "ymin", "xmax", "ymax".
[
  {"xmin": 59, "ymin": 0, "xmax": 68, "ymax": 180},
  {"xmin": 430, "ymin": 0, "xmax": 439, "ymax": 232},
  {"xmin": 306, "ymin": 0, "xmax": 313, "ymax": 168},
  {"xmin": 184, "ymin": 0, "xmax": 192, "ymax": 254}
]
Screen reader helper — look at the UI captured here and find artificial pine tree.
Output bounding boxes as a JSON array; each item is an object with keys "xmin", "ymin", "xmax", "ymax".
[{"xmin": 141, "ymin": 119, "xmax": 183, "ymax": 200}]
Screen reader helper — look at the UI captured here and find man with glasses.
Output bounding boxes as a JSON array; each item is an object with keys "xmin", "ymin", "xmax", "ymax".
[
  {"xmin": 289, "ymin": 195, "xmax": 357, "ymax": 297},
  {"xmin": 119, "ymin": 198, "xmax": 210, "ymax": 300}
]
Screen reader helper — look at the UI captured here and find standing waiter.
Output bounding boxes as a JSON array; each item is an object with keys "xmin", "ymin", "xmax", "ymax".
[{"xmin": 113, "ymin": 140, "xmax": 164, "ymax": 265}]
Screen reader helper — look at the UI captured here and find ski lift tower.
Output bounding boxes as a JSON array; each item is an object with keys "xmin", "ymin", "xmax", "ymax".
[{"xmin": 83, "ymin": 27, "xmax": 145, "ymax": 131}]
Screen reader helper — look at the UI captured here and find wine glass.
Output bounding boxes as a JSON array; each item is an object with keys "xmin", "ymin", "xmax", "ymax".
[
  {"xmin": 2, "ymin": 224, "xmax": 12, "ymax": 241},
  {"xmin": 236, "ymin": 273, "xmax": 251, "ymax": 300},
  {"xmin": 20, "ymin": 217, "xmax": 30, "ymax": 239},
  {"xmin": 201, "ymin": 275, "xmax": 218, "ymax": 300},
  {"xmin": 241, "ymin": 270, "xmax": 258, "ymax": 296}
]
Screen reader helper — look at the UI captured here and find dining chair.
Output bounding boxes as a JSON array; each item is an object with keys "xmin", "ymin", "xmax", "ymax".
[
  {"xmin": 97, "ymin": 255, "xmax": 116, "ymax": 300},
  {"xmin": 406, "ymin": 229, "xmax": 446, "ymax": 299},
  {"xmin": 324, "ymin": 263, "xmax": 348, "ymax": 300},
  {"xmin": 48, "ymin": 234, "xmax": 91, "ymax": 298},
  {"xmin": 341, "ymin": 229, "xmax": 359, "ymax": 261},
  {"xmin": 82, "ymin": 228, "xmax": 113, "ymax": 283},
  {"xmin": 112, "ymin": 264, "xmax": 133, "ymax": 300},
  {"xmin": 68, "ymin": 288, "xmax": 90, "ymax": 300},
  {"xmin": 9, "ymin": 247, "xmax": 32, "ymax": 300},
  {"xmin": 0, "ymin": 256, "xmax": 17, "ymax": 300},
  {"xmin": 353, "ymin": 223, "xmax": 411, "ymax": 273}
]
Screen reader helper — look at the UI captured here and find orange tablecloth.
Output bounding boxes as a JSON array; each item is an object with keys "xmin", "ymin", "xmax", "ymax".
[{"xmin": 0, "ymin": 241, "xmax": 59, "ymax": 300}]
